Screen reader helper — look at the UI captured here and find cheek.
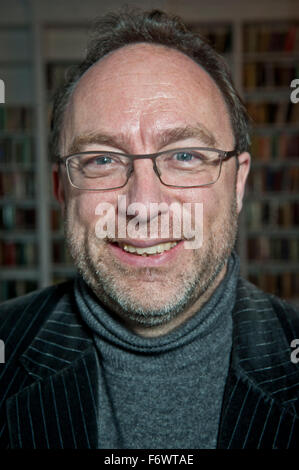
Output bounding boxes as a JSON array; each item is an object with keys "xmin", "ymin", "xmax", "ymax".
[
  {"xmin": 200, "ymin": 187, "xmax": 234, "ymax": 232},
  {"xmin": 69, "ymin": 193, "xmax": 117, "ymax": 231}
]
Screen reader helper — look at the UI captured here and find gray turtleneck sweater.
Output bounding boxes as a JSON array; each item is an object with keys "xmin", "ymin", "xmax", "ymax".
[{"xmin": 74, "ymin": 253, "xmax": 239, "ymax": 449}]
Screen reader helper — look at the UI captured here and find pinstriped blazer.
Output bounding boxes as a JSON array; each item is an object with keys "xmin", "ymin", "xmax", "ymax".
[{"xmin": 0, "ymin": 277, "xmax": 299, "ymax": 449}]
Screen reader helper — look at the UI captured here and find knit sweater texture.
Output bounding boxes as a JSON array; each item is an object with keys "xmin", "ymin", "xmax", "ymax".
[{"xmin": 74, "ymin": 252, "xmax": 240, "ymax": 449}]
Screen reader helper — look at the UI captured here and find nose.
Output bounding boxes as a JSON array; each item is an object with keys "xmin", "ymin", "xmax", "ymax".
[{"xmin": 124, "ymin": 158, "xmax": 169, "ymax": 224}]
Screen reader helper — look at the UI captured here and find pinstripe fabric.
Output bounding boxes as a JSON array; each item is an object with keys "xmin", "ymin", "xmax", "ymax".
[
  {"xmin": 0, "ymin": 277, "xmax": 298, "ymax": 448},
  {"xmin": 218, "ymin": 280, "xmax": 299, "ymax": 448},
  {"xmin": 0, "ymin": 281, "xmax": 99, "ymax": 449}
]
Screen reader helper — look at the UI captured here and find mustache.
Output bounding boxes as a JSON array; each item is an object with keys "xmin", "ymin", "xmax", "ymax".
[{"xmin": 95, "ymin": 216, "xmax": 203, "ymax": 249}]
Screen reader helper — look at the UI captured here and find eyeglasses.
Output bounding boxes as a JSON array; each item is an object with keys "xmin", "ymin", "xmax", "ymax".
[{"xmin": 57, "ymin": 147, "xmax": 238, "ymax": 191}]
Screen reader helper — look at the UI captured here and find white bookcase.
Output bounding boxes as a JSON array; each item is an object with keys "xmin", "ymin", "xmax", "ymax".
[{"xmin": 0, "ymin": 0, "xmax": 298, "ymax": 305}]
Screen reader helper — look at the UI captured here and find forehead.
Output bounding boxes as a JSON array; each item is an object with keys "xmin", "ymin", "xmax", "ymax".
[{"xmin": 65, "ymin": 43, "xmax": 234, "ymax": 150}]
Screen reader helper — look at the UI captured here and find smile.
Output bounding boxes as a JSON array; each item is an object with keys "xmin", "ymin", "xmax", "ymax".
[
  {"xmin": 117, "ymin": 241, "xmax": 179, "ymax": 256},
  {"xmin": 108, "ymin": 239, "xmax": 184, "ymax": 267}
]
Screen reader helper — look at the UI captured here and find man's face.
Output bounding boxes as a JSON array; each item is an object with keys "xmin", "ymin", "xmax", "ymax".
[{"xmin": 54, "ymin": 43, "xmax": 250, "ymax": 335}]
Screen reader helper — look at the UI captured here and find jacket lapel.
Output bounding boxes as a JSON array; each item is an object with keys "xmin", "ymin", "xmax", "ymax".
[
  {"xmin": 5, "ymin": 277, "xmax": 299, "ymax": 449},
  {"xmin": 6, "ymin": 292, "xmax": 100, "ymax": 449},
  {"xmin": 217, "ymin": 279, "xmax": 299, "ymax": 449}
]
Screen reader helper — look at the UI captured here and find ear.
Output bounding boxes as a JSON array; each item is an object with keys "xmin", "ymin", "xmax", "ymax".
[
  {"xmin": 236, "ymin": 152, "xmax": 251, "ymax": 214},
  {"xmin": 52, "ymin": 163, "xmax": 66, "ymax": 215}
]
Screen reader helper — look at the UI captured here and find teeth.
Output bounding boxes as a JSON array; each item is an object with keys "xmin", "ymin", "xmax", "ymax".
[{"xmin": 120, "ymin": 241, "xmax": 178, "ymax": 256}]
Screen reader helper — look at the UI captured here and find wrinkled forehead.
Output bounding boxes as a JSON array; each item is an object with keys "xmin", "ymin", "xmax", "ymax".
[
  {"xmin": 72, "ymin": 43, "xmax": 225, "ymax": 105},
  {"xmin": 62, "ymin": 43, "xmax": 234, "ymax": 152}
]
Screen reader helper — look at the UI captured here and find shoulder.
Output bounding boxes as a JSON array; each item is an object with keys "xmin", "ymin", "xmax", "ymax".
[
  {"xmin": 0, "ymin": 280, "xmax": 75, "ymax": 346},
  {"xmin": 235, "ymin": 277, "xmax": 299, "ymax": 336},
  {"xmin": 232, "ymin": 277, "xmax": 299, "ymax": 409}
]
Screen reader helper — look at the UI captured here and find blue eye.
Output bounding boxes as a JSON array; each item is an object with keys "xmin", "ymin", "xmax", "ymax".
[
  {"xmin": 95, "ymin": 155, "xmax": 113, "ymax": 165},
  {"xmin": 174, "ymin": 152, "xmax": 194, "ymax": 162}
]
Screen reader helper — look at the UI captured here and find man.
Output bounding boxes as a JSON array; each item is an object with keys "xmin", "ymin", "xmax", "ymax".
[{"xmin": 0, "ymin": 9, "xmax": 298, "ymax": 449}]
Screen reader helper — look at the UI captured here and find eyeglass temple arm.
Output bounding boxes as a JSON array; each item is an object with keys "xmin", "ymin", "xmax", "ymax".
[{"xmin": 222, "ymin": 149, "xmax": 239, "ymax": 170}]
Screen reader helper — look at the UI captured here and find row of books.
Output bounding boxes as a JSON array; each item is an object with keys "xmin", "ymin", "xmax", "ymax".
[
  {"xmin": 0, "ymin": 240, "xmax": 73, "ymax": 266},
  {"xmin": 0, "ymin": 136, "xmax": 35, "ymax": 165},
  {"xmin": 0, "ymin": 241, "xmax": 37, "ymax": 266},
  {"xmin": 0, "ymin": 107, "xmax": 34, "ymax": 131},
  {"xmin": 246, "ymin": 102, "xmax": 299, "ymax": 124},
  {"xmin": 0, "ymin": 171, "xmax": 35, "ymax": 198},
  {"xmin": 51, "ymin": 207, "xmax": 63, "ymax": 231},
  {"xmin": 243, "ymin": 62, "xmax": 299, "ymax": 89},
  {"xmin": 52, "ymin": 240, "xmax": 73, "ymax": 264},
  {"xmin": 243, "ymin": 24, "xmax": 299, "ymax": 53},
  {"xmin": 247, "ymin": 166, "xmax": 299, "ymax": 192},
  {"xmin": 247, "ymin": 237, "xmax": 299, "ymax": 261},
  {"xmin": 46, "ymin": 63, "xmax": 74, "ymax": 92},
  {"xmin": 245, "ymin": 201, "xmax": 299, "ymax": 229},
  {"xmin": 0, "ymin": 280, "xmax": 38, "ymax": 303},
  {"xmin": 195, "ymin": 26, "xmax": 232, "ymax": 53},
  {"xmin": 248, "ymin": 272, "xmax": 298, "ymax": 300},
  {"xmin": 0, "ymin": 206, "xmax": 36, "ymax": 230},
  {"xmin": 250, "ymin": 134, "xmax": 299, "ymax": 160}
]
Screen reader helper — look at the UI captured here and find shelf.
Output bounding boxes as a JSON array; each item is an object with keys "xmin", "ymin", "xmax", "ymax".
[
  {"xmin": 51, "ymin": 230, "xmax": 65, "ymax": 240},
  {"xmin": 247, "ymin": 228, "xmax": 299, "ymax": 237},
  {"xmin": 243, "ymin": 52, "xmax": 299, "ymax": 62},
  {"xmin": 250, "ymin": 124, "xmax": 299, "ymax": 133},
  {"xmin": 246, "ymin": 191, "xmax": 299, "ymax": 201},
  {"xmin": 0, "ymin": 230, "xmax": 37, "ymax": 241},
  {"xmin": 251, "ymin": 160, "xmax": 299, "ymax": 168},
  {"xmin": 0, "ymin": 130, "xmax": 33, "ymax": 136},
  {"xmin": 51, "ymin": 264, "xmax": 75, "ymax": 276},
  {"xmin": 244, "ymin": 88, "xmax": 293, "ymax": 101},
  {"xmin": 0, "ymin": 198, "xmax": 36, "ymax": 207},
  {"xmin": 0, "ymin": 267, "xmax": 38, "ymax": 280},
  {"xmin": 247, "ymin": 261, "xmax": 299, "ymax": 273}
]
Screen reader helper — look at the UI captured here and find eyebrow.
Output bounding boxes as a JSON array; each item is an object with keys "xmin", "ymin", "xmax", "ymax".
[{"xmin": 66, "ymin": 123, "xmax": 217, "ymax": 155}]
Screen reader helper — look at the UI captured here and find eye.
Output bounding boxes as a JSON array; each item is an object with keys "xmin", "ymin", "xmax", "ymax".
[
  {"xmin": 81, "ymin": 154, "xmax": 117, "ymax": 169},
  {"xmin": 173, "ymin": 151, "xmax": 195, "ymax": 162},
  {"xmin": 93, "ymin": 155, "xmax": 114, "ymax": 165}
]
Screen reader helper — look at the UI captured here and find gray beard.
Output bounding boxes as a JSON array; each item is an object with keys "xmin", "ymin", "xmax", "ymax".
[{"xmin": 65, "ymin": 196, "xmax": 238, "ymax": 328}]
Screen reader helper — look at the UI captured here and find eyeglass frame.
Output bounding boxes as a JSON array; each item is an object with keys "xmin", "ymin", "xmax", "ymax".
[{"xmin": 56, "ymin": 146, "xmax": 239, "ymax": 191}]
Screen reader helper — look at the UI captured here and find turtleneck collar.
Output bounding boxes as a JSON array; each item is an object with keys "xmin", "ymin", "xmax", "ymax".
[{"xmin": 74, "ymin": 251, "xmax": 240, "ymax": 371}]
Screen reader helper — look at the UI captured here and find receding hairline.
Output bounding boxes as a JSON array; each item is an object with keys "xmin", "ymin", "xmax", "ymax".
[
  {"xmin": 68, "ymin": 41, "xmax": 222, "ymax": 100},
  {"xmin": 59, "ymin": 42, "xmax": 235, "ymax": 156}
]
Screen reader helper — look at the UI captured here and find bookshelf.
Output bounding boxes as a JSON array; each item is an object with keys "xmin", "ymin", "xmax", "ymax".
[
  {"xmin": 242, "ymin": 21, "xmax": 299, "ymax": 304},
  {"xmin": 0, "ymin": 6, "xmax": 298, "ymax": 306},
  {"xmin": 0, "ymin": 105, "xmax": 39, "ymax": 300},
  {"xmin": 45, "ymin": 25, "xmax": 88, "ymax": 286},
  {"xmin": 0, "ymin": 22, "xmax": 39, "ymax": 301}
]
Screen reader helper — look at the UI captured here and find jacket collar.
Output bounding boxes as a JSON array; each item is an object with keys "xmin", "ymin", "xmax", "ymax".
[
  {"xmin": 19, "ymin": 277, "xmax": 299, "ymax": 397},
  {"xmin": 10, "ymin": 277, "xmax": 299, "ymax": 448},
  {"xmin": 7, "ymin": 283, "xmax": 100, "ymax": 448},
  {"xmin": 19, "ymin": 304, "xmax": 94, "ymax": 381},
  {"xmin": 217, "ymin": 278, "xmax": 299, "ymax": 448}
]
